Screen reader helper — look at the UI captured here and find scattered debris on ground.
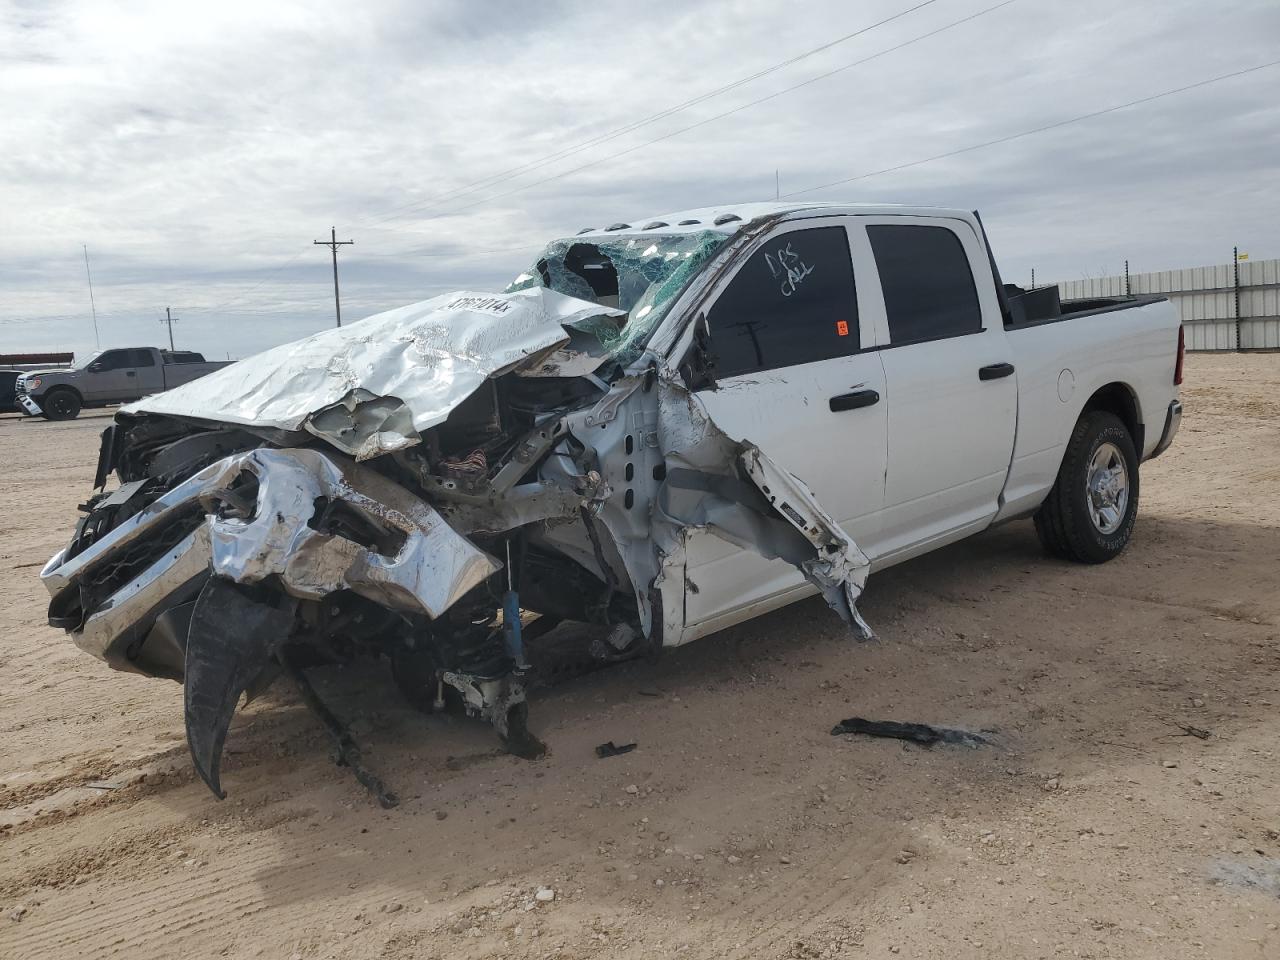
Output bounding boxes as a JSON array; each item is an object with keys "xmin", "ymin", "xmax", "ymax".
[
  {"xmin": 830, "ymin": 716, "xmax": 992, "ymax": 748},
  {"xmin": 595, "ymin": 741, "xmax": 637, "ymax": 758}
]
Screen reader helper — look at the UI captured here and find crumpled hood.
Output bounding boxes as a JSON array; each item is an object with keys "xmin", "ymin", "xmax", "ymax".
[{"xmin": 122, "ymin": 287, "xmax": 625, "ymax": 457}]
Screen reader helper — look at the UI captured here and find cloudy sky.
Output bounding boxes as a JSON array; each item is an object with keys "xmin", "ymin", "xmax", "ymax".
[{"xmin": 2, "ymin": 0, "xmax": 1278, "ymax": 360}]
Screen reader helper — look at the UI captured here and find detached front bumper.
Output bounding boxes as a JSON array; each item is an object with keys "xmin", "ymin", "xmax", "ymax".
[
  {"xmin": 17, "ymin": 393, "xmax": 42, "ymax": 416},
  {"xmin": 1148, "ymin": 399, "xmax": 1182, "ymax": 460}
]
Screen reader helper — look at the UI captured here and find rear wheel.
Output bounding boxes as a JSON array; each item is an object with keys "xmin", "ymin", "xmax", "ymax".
[
  {"xmin": 1034, "ymin": 411, "xmax": 1139, "ymax": 563},
  {"xmin": 41, "ymin": 388, "xmax": 82, "ymax": 420}
]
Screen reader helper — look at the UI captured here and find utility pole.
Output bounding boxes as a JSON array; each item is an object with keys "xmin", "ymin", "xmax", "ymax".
[
  {"xmin": 1124, "ymin": 260, "xmax": 1130, "ymax": 297},
  {"xmin": 159, "ymin": 307, "xmax": 178, "ymax": 351},
  {"xmin": 83, "ymin": 244, "xmax": 101, "ymax": 350},
  {"xmin": 314, "ymin": 227, "xmax": 354, "ymax": 327}
]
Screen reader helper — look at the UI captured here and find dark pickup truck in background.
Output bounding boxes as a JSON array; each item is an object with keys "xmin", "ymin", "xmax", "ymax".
[
  {"xmin": 15, "ymin": 347, "xmax": 233, "ymax": 420},
  {"xmin": 1, "ymin": 369, "xmax": 21, "ymax": 413}
]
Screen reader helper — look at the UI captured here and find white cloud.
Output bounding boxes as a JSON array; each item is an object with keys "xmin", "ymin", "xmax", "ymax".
[{"xmin": 2, "ymin": 0, "xmax": 1278, "ymax": 358}]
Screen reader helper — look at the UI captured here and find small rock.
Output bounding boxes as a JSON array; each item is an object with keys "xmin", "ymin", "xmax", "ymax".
[
  {"xmin": 779, "ymin": 855, "xmax": 791, "ymax": 864},
  {"xmin": 1162, "ymin": 760, "xmax": 1178, "ymax": 769},
  {"xmin": 384, "ymin": 902, "xmax": 403, "ymax": 914},
  {"xmin": 727, "ymin": 855, "xmax": 742, "ymax": 865},
  {"xmin": 534, "ymin": 887, "xmax": 555, "ymax": 902},
  {"xmin": 624, "ymin": 784, "xmax": 639, "ymax": 795},
  {"xmin": 655, "ymin": 879, "xmax": 665, "ymax": 887},
  {"xmin": 1191, "ymin": 698, "xmax": 1205, "ymax": 708},
  {"xmin": 657, "ymin": 832, "xmax": 670, "ymax": 842},
  {"xmin": 895, "ymin": 850, "xmax": 916, "ymax": 865},
  {"xmin": 1042, "ymin": 778, "xmax": 1060, "ymax": 791},
  {"xmin": 8, "ymin": 905, "xmax": 28, "ymax": 922},
  {"xmin": 693, "ymin": 854, "xmax": 705, "ymax": 862},
  {"xmin": 434, "ymin": 810, "xmax": 448, "ymax": 821}
]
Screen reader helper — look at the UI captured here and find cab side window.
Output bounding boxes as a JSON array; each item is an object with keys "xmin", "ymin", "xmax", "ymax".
[
  {"xmin": 708, "ymin": 226, "xmax": 859, "ymax": 379},
  {"xmin": 867, "ymin": 224, "xmax": 982, "ymax": 344},
  {"xmin": 130, "ymin": 349, "xmax": 156, "ymax": 367},
  {"xmin": 95, "ymin": 350, "xmax": 131, "ymax": 370}
]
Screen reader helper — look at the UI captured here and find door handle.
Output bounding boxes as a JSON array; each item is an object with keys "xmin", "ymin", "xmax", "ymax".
[
  {"xmin": 829, "ymin": 389, "xmax": 880, "ymax": 412},
  {"xmin": 979, "ymin": 362, "xmax": 1015, "ymax": 381}
]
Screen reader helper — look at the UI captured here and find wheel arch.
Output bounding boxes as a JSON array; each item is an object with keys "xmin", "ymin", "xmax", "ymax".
[
  {"xmin": 1079, "ymin": 381, "xmax": 1143, "ymax": 454},
  {"xmin": 42, "ymin": 383, "xmax": 84, "ymax": 403}
]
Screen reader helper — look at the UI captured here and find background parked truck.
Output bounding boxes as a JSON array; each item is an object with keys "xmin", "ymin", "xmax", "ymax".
[{"xmin": 15, "ymin": 347, "xmax": 232, "ymax": 420}]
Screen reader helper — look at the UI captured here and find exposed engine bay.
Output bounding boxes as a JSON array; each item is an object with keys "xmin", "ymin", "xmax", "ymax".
[{"xmin": 40, "ymin": 251, "xmax": 873, "ymax": 806}]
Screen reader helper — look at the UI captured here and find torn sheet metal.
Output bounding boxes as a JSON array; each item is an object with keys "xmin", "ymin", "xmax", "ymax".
[
  {"xmin": 550, "ymin": 372, "xmax": 874, "ymax": 644},
  {"xmin": 206, "ymin": 448, "xmax": 501, "ymax": 616},
  {"xmin": 121, "ymin": 287, "xmax": 625, "ymax": 443},
  {"xmin": 41, "ymin": 447, "xmax": 500, "ymax": 672},
  {"xmin": 303, "ymin": 389, "xmax": 418, "ymax": 461},
  {"xmin": 652, "ymin": 378, "xmax": 873, "ymax": 638}
]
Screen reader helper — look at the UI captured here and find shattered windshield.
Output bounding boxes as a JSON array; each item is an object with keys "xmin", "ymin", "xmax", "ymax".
[{"xmin": 505, "ymin": 230, "xmax": 728, "ymax": 365}]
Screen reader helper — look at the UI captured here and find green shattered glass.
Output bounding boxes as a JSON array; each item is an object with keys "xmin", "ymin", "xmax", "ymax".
[{"xmin": 505, "ymin": 231, "xmax": 728, "ymax": 364}]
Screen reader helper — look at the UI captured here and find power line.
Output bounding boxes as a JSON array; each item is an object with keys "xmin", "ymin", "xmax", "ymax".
[
  {"xmin": 176, "ymin": 1, "xmax": 998, "ymax": 307},
  {"xmin": 185, "ymin": 247, "xmax": 315, "ymax": 317},
  {"xmin": 784, "ymin": 56, "xmax": 1280, "ymax": 197},
  {"xmin": 313, "ymin": 227, "xmax": 354, "ymax": 327},
  {"xmin": 359, "ymin": 0, "xmax": 943, "ymax": 229},
  {"xmin": 374, "ymin": 0, "xmax": 1021, "ymax": 259},
  {"xmin": 170, "ymin": 3, "xmax": 949, "ymax": 314}
]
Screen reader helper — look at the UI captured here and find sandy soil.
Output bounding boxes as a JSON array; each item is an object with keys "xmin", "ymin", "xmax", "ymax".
[{"xmin": 2, "ymin": 353, "xmax": 1278, "ymax": 959}]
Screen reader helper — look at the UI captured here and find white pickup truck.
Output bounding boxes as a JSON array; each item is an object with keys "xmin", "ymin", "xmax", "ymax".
[{"xmin": 40, "ymin": 202, "xmax": 1183, "ymax": 801}]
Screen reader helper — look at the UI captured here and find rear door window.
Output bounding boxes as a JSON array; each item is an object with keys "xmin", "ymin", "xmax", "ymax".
[
  {"xmin": 867, "ymin": 224, "xmax": 982, "ymax": 344},
  {"xmin": 130, "ymin": 349, "xmax": 156, "ymax": 367},
  {"xmin": 708, "ymin": 226, "xmax": 859, "ymax": 378}
]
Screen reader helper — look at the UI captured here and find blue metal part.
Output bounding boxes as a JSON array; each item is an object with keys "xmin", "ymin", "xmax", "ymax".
[{"xmin": 503, "ymin": 589, "xmax": 527, "ymax": 670}]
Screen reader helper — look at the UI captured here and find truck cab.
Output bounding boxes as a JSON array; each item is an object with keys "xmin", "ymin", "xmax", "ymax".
[{"xmin": 621, "ymin": 203, "xmax": 1182, "ymax": 643}]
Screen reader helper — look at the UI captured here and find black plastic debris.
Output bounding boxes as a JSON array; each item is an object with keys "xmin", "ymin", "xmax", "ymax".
[
  {"xmin": 283, "ymin": 655, "xmax": 399, "ymax": 809},
  {"xmin": 830, "ymin": 717, "xmax": 991, "ymax": 748},
  {"xmin": 595, "ymin": 741, "xmax": 637, "ymax": 759}
]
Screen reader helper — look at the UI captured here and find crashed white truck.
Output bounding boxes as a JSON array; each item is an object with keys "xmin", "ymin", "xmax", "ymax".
[{"xmin": 40, "ymin": 203, "xmax": 1184, "ymax": 805}]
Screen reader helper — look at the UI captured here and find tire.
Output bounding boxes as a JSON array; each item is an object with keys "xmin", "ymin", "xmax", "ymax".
[
  {"xmin": 41, "ymin": 388, "xmax": 82, "ymax": 421},
  {"xmin": 1034, "ymin": 410, "xmax": 1139, "ymax": 564}
]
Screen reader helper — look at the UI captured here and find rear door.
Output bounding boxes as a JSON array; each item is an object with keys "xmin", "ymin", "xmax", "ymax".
[
  {"xmin": 130, "ymin": 349, "xmax": 164, "ymax": 396},
  {"xmin": 680, "ymin": 219, "xmax": 889, "ymax": 634},
  {"xmin": 857, "ymin": 217, "xmax": 1016, "ymax": 561}
]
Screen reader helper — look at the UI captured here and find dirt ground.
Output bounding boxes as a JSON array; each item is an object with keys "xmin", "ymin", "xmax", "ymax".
[{"xmin": 1, "ymin": 352, "xmax": 1277, "ymax": 959}]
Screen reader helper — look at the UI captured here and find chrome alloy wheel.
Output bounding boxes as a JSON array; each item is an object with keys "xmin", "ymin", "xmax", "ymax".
[{"xmin": 1085, "ymin": 441, "xmax": 1129, "ymax": 535}]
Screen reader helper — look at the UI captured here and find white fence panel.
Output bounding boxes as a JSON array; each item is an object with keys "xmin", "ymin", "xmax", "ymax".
[{"xmin": 1055, "ymin": 258, "xmax": 1279, "ymax": 351}]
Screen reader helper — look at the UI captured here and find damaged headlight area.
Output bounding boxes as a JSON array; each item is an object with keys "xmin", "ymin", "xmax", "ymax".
[{"xmin": 40, "ymin": 287, "xmax": 874, "ymax": 807}]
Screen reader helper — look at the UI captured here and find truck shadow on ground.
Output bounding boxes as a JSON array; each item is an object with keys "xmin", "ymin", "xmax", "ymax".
[
  {"xmin": 216, "ymin": 510, "xmax": 1279, "ymax": 789},
  {"xmin": 160, "ymin": 510, "xmax": 1278, "ymax": 912}
]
